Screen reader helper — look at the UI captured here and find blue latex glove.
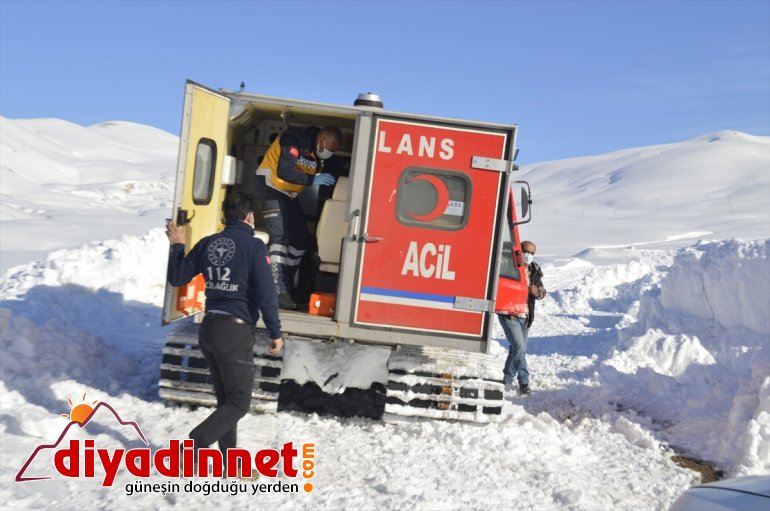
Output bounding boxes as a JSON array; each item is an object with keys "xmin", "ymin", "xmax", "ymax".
[{"xmin": 313, "ymin": 173, "xmax": 336, "ymax": 187}]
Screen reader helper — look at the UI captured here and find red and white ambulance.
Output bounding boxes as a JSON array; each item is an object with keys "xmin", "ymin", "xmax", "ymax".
[{"xmin": 160, "ymin": 82, "xmax": 532, "ymax": 421}]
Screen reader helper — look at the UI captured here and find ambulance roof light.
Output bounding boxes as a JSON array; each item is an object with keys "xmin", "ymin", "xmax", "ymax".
[{"xmin": 354, "ymin": 92, "xmax": 383, "ymax": 108}]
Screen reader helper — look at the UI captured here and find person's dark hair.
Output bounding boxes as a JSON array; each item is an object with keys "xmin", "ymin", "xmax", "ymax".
[
  {"xmin": 320, "ymin": 126, "xmax": 343, "ymax": 145},
  {"xmin": 223, "ymin": 192, "xmax": 255, "ymax": 223}
]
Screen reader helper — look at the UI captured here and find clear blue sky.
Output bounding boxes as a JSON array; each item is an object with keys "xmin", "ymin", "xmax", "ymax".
[{"xmin": 1, "ymin": 0, "xmax": 768, "ymax": 163}]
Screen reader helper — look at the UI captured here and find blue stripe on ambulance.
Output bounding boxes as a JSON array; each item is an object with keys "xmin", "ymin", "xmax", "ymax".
[{"xmin": 359, "ymin": 286, "xmax": 456, "ymax": 310}]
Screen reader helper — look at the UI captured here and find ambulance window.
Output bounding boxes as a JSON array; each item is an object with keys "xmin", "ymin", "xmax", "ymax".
[
  {"xmin": 193, "ymin": 138, "xmax": 217, "ymax": 205},
  {"xmin": 396, "ymin": 168, "xmax": 471, "ymax": 231},
  {"xmin": 499, "ymin": 211, "xmax": 520, "ymax": 281},
  {"xmin": 499, "ymin": 201, "xmax": 521, "ymax": 280}
]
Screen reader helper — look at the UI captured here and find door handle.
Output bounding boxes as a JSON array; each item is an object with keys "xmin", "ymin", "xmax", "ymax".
[
  {"xmin": 348, "ymin": 209, "xmax": 360, "ymax": 241},
  {"xmin": 348, "ymin": 209, "xmax": 382, "ymax": 242}
]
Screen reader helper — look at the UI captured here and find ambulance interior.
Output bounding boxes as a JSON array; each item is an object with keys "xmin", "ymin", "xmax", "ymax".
[{"xmin": 227, "ymin": 100, "xmax": 359, "ymax": 315}]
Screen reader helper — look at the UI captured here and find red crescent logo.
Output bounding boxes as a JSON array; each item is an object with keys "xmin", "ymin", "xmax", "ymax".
[{"xmin": 406, "ymin": 174, "xmax": 449, "ymax": 222}]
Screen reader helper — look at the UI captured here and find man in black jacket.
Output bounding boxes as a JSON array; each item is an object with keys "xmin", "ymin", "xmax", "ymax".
[
  {"xmin": 498, "ymin": 240, "xmax": 547, "ymax": 395},
  {"xmin": 254, "ymin": 125, "xmax": 343, "ymax": 310},
  {"xmin": 166, "ymin": 192, "xmax": 282, "ymax": 468}
]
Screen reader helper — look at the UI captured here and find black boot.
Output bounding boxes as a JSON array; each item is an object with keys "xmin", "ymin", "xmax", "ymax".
[
  {"xmin": 284, "ymin": 263, "xmax": 308, "ymax": 311},
  {"xmin": 284, "ymin": 263, "xmax": 298, "ymax": 298},
  {"xmin": 278, "ymin": 293, "xmax": 297, "ymax": 311},
  {"xmin": 270, "ymin": 262, "xmax": 296, "ymax": 311}
]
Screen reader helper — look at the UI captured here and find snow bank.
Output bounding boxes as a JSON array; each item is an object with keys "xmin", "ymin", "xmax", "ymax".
[
  {"xmin": 0, "ymin": 228, "xmax": 168, "ymax": 305},
  {"xmin": 660, "ymin": 239, "xmax": 770, "ymax": 335},
  {"xmin": 548, "ymin": 258, "xmax": 661, "ymax": 315},
  {"xmin": 601, "ymin": 239, "xmax": 770, "ymax": 476},
  {"xmin": 0, "ymin": 229, "xmax": 170, "ymax": 407}
]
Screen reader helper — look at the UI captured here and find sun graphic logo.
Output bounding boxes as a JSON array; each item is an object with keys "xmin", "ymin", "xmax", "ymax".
[
  {"xmin": 61, "ymin": 392, "xmax": 98, "ymax": 425},
  {"xmin": 15, "ymin": 390, "xmax": 148, "ymax": 484}
]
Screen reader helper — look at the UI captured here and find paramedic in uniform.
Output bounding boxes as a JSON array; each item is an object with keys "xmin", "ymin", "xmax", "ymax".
[
  {"xmin": 254, "ymin": 125, "xmax": 343, "ymax": 310},
  {"xmin": 498, "ymin": 240, "xmax": 546, "ymax": 395},
  {"xmin": 165, "ymin": 192, "xmax": 283, "ymax": 468}
]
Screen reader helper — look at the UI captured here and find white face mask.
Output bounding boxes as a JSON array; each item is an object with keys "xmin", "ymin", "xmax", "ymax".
[
  {"xmin": 523, "ymin": 252, "xmax": 535, "ymax": 265},
  {"xmin": 316, "ymin": 143, "xmax": 334, "ymax": 160}
]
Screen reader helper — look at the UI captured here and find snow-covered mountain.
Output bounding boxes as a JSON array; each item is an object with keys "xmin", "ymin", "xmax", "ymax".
[
  {"xmin": 518, "ymin": 130, "xmax": 770, "ymax": 257},
  {"xmin": 0, "ymin": 118, "xmax": 768, "ymax": 510},
  {"xmin": 0, "ymin": 117, "xmax": 177, "ymax": 272}
]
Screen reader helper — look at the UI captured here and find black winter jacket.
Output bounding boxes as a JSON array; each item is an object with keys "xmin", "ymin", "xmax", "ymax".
[{"xmin": 167, "ymin": 222, "xmax": 282, "ymax": 339}]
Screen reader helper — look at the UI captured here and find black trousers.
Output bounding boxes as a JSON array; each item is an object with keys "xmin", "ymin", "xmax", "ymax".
[
  {"xmin": 189, "ymin": 316, "xmax": 255, "ymax": 459},
  {"xmin": 254, "ymin": 177, "xmax": 309, "ymax": 267}
]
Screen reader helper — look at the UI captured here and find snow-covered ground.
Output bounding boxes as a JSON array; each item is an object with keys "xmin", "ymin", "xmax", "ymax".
[{"xmin": 0, "ymin": 117, "xmax": 768, "ymax": 510}]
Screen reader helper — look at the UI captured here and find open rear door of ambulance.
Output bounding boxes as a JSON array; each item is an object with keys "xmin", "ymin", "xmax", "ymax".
[
  {"xmin": 161, "ymin": 81, "xmax": 230, "ymax": 325},
  {"xmin": 352, "ymin": 116, "xmax": 514, "ymax": 353}
]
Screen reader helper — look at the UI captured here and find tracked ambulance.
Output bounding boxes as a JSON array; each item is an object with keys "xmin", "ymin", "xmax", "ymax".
[{"xmin": 159, "ymin": 81, "xmax": 533, "ymax": 422}]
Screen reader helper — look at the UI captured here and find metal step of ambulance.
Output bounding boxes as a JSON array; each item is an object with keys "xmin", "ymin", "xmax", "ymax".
[
  {"xmin": 158, "ymin": 321, "xmax": 283, "ymax": 413},
  {"xmin": 383, "ymin": 345, "xmax": 505, "ymax": 422}
]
